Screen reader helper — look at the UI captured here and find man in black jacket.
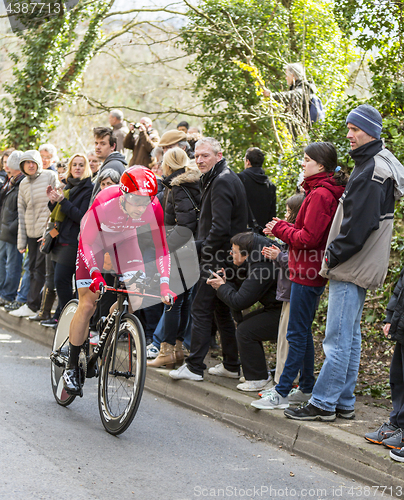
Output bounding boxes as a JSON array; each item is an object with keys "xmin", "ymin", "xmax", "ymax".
[
  {"xmin": 238, "ymin": 147, "xmax": 276, "ymax": 230},
  {"xmin": 89, "ymin": 127, "xmax": 127, "ymax": 206},
  {"xmin": 207, "ymin": 232, "xmax": 281, "ymax": 391},
  {"xmin": 0, "ymin": 150, "xmax": 25, "ymax": 306},
  {"xmin": 170, "ymin": 137, "xmax": 248, "ymax": 381}
]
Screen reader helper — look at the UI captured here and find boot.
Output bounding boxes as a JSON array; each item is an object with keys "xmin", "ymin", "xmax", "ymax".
[
  {"xmin": 174, "ymin": 339, "xmax": 184, "ymax": 365},
  {"xmin": 147, "ymin": 342, "xmax": 176, "ymax": 369},
  {"xmin": 29, "ymin": 286, "xmax": 56, "ymax": 321}
]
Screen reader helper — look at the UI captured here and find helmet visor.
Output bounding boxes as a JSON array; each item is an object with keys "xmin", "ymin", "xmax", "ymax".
[{"xmin": 122, "ymin": 191, "xmax": 152, "ymax": 207}]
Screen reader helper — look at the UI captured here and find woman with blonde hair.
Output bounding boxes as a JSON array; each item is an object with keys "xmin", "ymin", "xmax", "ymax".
[
  {"xmin": 41, "ymin": 154, "xmax": 93, "ymax": 327},
  {"xmin": 147, "ymin": 147, "xmax": 201, "ymax": 368}
]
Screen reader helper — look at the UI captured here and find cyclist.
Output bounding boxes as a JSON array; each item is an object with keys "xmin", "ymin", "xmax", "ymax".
[{"xmin": 63, "ymin": 166, "xmax": 174, "ymax": 395}]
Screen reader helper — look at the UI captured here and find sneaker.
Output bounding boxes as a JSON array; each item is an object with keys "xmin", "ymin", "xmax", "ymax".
[
  {"xmin": 89, "ymin": 334, "xmax": 99, "ymax": 346},
  {"xmin": 0, "ymin": 297, "xmax": 10, "ymax": 307},
  {"xmin": 382, "ymin": 428, "xmax": 404, "ymax": 450},
  {"xmin": 336, "ymin": 408, "xmax": 355, "ymax": 420},
  {"xmin": 259, "ymin": 386, "xmax": 277, "ymax": 398},
  {"xmin": 4, "ymin": 300, "xmax": 24, "ymax": 312},
  {"xmin": 288, "ymin": 388, "xmax": 312, "ymax": 404},
  {"xmin": 9, "ymin": 304, "xmax": 36, "ymax": 317},
  {"xmin": 208, "ymin": 363, "xmax": 239, "ymax": 379},
  {"xmin": 390, "ymin": 447, "xmax": 404, "ymax": 463},
  {"xmin": 41, "ymin": 318, "xmax": 58, "ymax": 328},
  {"xmin": 365, "ymin": 422, "xmax": 399, "ymax": 445},
  {"xmin": 251, "ymin": 390, "xmax": 289, "ymax": 410},
  {"xmin": 237, "ymin": 374, "xmax": 273, "ymax": 392},
  {"xmin": 146, "ymin": 343, "xmax": 159, "ymax": 359},
  {"xmin": 284, "ymin": 403, "xmax": 336, "ymax": 421},
  {"xmin": 169, "ymin": 363, "xmax": 203, "ymax": 381}
]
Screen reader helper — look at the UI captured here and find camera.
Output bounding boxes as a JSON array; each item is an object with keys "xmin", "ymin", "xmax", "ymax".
[
  {"xmin": 208, "ymin": 269, "xmax": 224, "ymax": 280},
  {"xmin": 132, "ymin": 122, "xmax": 141, "ymax": 129}
]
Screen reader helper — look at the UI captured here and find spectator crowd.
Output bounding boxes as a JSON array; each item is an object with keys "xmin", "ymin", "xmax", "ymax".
[{"xmin": 2, "ymin": 79, "xmax": 404, "ymax": 464}]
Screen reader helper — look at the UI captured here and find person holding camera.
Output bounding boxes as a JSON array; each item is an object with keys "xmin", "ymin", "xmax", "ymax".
[
  {"xmin": 207, "ymin": 232, "xmax": 282, "ymax": 391},
  {"xmin": 123, "ymin": 117, "xmax": 160, "ymax": 168}
]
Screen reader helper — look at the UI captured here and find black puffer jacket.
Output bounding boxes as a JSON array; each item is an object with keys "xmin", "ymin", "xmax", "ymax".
[
  {"xmin": 385, "ymin": 269, "xmax": 404, "ymax": 345},
  {"xmin": 48, "ymin": 176, "xmax": 93, "ymax": 246},
  {"xmin": 0, "ymin": 173, "xmax": 25, "ymax": 244},
  {"xmin": 197, "ymin": 158, "xmax": 248, "ymax": 273},
  {"xmin": 216, "ymin": 234, "xmax": 281, "ymax": 319},
  {"xmin": 238, "ymin": 167, "xmax": 276, "ymax": 229},
  {"xmin": 162, "ymin": 165, "xmax": 201, "ymax": 252}
]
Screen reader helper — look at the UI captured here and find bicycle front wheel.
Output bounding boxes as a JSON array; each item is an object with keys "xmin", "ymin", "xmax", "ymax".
[
  {"xmin": 50, "ymin": 299, "xmax": 78, "ymax": 407},
  {"xmin": 98, "ymin": 314, "xmax": 146, "ymax": 435}
]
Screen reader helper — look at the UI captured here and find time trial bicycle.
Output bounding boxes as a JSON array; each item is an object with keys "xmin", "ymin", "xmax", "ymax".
[{"xmin": 50, "ymin": 272, "xmax": 167, "ymax": 435}]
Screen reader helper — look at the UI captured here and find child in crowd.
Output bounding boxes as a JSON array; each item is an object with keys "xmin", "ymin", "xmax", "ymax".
[
  {"xmin": 365, "ymin": 268, "xmax": 404, "ymax": 462},
  {"xmin": 261, "ymin": 193, "xmax": 305, "ymax": 394},
  {"xmin": 251, "ymin": 142, "xmax": 347, "ymax": 411}
]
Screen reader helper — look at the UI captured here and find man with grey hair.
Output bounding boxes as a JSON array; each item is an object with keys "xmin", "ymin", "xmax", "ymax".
[
  {"xmin": 109, "ymin": 109, "xmax": 129, "ymax": 153},
  {"xmin": 170, "ymin": 137, "xmax": 248, "ymax": 381},
  {"xmin": 123, "ymin": 116, "xmax": 160, "ymax": 167}
]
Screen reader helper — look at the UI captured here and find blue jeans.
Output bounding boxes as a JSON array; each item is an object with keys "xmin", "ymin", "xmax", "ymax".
[
  {"xmin": 310, "ymin": 280, "xmax": 366, "ymax": 412},
  {"xmin": 0, "ymin": 242, "xmax": 23, "ymax": 302},
  {"xmin": 152, "ymin": 286, "xmax": 193, "ymax": 350},
  {"xmin": 276, "ymin": 282, "xmax": 325, "ymax": 398},
  {"xmin": 16, "ymin": 252, "xmax": 30, "ymax": 303}
]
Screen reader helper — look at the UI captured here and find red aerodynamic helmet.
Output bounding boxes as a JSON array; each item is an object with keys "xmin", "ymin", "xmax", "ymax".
[{"xmin": 120, "ymin": 166, "xmax": 158, "ymax": 198}]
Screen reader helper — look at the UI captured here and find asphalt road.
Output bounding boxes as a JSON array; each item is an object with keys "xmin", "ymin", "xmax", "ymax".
[{"xmin": 0, "ymin": 327, "xmax": 391, "ymax": 500}]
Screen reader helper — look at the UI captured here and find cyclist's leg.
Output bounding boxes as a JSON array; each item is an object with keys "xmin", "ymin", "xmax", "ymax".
[
  {"xmin": 64, "ymin": 287, "xmax": 97, "ymax": 395},
  {"xmin": 69, "ymin": 287, "xmax": 97, "ymax": 346}
]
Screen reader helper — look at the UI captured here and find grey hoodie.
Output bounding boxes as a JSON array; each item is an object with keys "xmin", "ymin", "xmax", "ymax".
[{"xmin": 17, "ymin": 150, "xmax": 58, "ymax": 249}]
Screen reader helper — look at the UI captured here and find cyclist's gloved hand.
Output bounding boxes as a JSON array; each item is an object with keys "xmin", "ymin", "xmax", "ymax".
[
  {"xmin": 89, "ymin": 271, "xmax": 107, "ymax": 294},
  {"xmin": 160, "ymin": 283, "xmax": 177, "ymax": 305}
]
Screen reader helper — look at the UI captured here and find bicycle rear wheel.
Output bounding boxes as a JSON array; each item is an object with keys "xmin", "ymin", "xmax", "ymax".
[
  {"xmin": 50, "ymin": 299, "xmax": 78, "ymax": 407},
  {"xmin": 98, "ymin": 314, "xmax": 146, "ymax": 435}
]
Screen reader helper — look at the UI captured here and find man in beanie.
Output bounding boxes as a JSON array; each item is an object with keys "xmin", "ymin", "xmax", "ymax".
[
  {"xmin": 285, "ymin": 104, "xmax": 404, "ymax": 421},
  {"xmin": 0, "ymin": 150, "xmax": 25, "ymax": 307}
]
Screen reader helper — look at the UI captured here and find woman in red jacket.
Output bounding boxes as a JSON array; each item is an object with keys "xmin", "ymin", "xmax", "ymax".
[{"xmin": 252, "ymin": 142, "xmax": 348, "ymax": 410}]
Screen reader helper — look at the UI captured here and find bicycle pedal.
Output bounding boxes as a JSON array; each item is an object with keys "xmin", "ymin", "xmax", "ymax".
[{"xmin": 86, "ymin": 361, "xmax": 99, "ymax": 379}]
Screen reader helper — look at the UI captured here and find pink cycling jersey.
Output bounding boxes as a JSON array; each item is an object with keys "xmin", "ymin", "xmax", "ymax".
[{"xmin": 76, "ymin": 185, "xmax": 170, "ymax": 288}]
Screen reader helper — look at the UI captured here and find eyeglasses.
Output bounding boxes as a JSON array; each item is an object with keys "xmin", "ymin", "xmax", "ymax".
[{"xmin": 123, "ymin": 192, "xmax": 151, "ymax": 207}]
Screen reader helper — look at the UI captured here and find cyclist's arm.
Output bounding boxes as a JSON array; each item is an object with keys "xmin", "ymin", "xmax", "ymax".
[{"xmin": 79, "ymin": 204, "xmax": 105, "ymax": 275}]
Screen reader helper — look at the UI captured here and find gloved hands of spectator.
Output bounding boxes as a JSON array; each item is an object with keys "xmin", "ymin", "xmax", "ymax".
[
  {"xmin": 263, "ymin": 217, "xmax": 281, "ymax": 237},
  {"xmin": 262, "ymin": 244, "xmax": 281, "ymax": 260},
  {"xmin": 207, "ymin": 268, "xmax": 226, "ymax": 290},
  {"xmin": 89, "ymin": 271, "xmax": 107, "ymax": 294},
  {"xmin": 160, "ymin": 283, "xmax": 177, "ymax": 306}
]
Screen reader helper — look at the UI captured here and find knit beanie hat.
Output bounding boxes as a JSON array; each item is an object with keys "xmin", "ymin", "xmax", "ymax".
[
  {"xmin": 7, "ymin": 150, "xmax": 24, "ymax": 171},
  {"xmin": 346, "ymin": 104, "xmax": 382, "ymax": 139}
]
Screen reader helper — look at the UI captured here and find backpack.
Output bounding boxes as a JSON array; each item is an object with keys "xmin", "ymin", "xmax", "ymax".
[{"xmin": 309, "ymin": 94, "xmax": 325, "ymax": 123}]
